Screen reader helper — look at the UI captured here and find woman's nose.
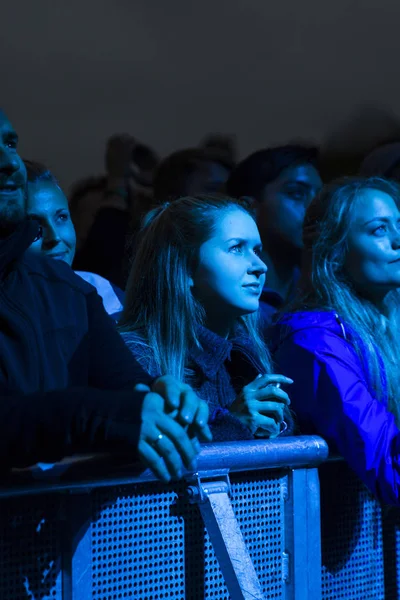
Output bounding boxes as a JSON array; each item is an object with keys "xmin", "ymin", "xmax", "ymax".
[
  {"xmin": 43, "ymin": 225, "xmax": 61, "ymax": 246},
  {"xmin": 248, "ymin": 256, "xmax": 267, "ymax": 276}
]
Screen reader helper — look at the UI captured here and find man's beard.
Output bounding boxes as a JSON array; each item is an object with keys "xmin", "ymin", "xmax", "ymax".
[{"xmin": 0, "ymin": 199, "xmax": 25, "ymax": 239}]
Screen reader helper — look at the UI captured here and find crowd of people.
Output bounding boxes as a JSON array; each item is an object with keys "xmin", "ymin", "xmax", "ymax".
[{"xmin": 2, "ymin": 107, "xmax": 400, "ymax": 505}]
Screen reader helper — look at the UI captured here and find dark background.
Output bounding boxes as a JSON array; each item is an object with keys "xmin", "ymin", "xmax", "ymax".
[{"xmin": 2, "ymin": 0, "xmax": 400, "ymax": 189}]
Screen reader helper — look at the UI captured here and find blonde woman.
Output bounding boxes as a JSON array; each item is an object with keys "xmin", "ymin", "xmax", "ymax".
[
  {"xmin": 273, "ymin": 177, "xmax": 400, "ymax": 504},
  {"xmin": 120, "ymin": 195, "xmax": 294, "ymax": 441}
]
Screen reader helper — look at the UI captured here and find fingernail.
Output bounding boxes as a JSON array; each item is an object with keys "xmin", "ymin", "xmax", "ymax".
[
  {"xmin": 257, "ymin": 374, "xmax": 263, "ymax": 379},
  {"xmin": 193, "ymin": 439, "xmax": 201, "ymax": 453}
]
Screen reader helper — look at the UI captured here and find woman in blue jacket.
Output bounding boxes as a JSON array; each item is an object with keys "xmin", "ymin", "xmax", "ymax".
[{"xmin": 272, "ymin": 176, "xmax": 400, "ymax": 504}]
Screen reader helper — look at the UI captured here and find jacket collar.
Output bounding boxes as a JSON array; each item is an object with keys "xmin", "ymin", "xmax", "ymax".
[
  {"xmin": 190, "ymin": 325, "xmax": 233, "ymax": 378},
  {"xmin": 190, "ymin": 324, "xmax": 261, "ymax": 379}
]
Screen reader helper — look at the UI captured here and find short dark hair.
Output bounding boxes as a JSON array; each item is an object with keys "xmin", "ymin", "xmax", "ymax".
[
  {"xmin": 24, "ymin": 159, "xmax": 60, "ymax": 186},
  {"xmin": 153, "ymin": 148, "xmax": 233, "ymax": 203},
  {"xmin": 226, "ymin": 145, "xmax": 319, "ymax": 200}
]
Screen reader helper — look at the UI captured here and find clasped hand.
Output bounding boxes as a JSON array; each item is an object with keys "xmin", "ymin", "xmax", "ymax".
[
  {"xmin": 229, "ymin": 374, "xmax": 293, "ymax": 438},
  {"xmin": 136, "ymin": 376, "xmax": 212, "ymax": 482}
]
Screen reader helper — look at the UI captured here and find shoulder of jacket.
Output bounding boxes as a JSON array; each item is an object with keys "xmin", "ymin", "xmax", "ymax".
[{"xmin": 20, "ymin": 254, "xmax": 95, "ymax": 296}]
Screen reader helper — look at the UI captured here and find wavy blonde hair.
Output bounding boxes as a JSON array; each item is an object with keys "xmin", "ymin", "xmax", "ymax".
[
  {"xmin": 291, "ymin": 176, "xmax": 400, "ymax": 420},
  {"xmin": 119, "ymin": 194, "xmax": 272, "ymax": 381}
]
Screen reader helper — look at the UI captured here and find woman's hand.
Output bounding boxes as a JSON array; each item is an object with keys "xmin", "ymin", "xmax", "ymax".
[{"xmin": 229, "ymin": 374, "xmax": 293, "ymax": 438}]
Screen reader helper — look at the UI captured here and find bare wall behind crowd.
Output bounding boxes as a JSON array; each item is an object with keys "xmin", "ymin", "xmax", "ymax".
[{"xmin": 2, "ymin": 0, "xmax": 400, "ymax": 189}]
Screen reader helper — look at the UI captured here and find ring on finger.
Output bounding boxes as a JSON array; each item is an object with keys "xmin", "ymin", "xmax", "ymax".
[
  {"xmin": 266, "ymin": 383, "xmax": 281, "ymax": 391},
  {"xmin": 152, "ymin": 433, "xmax": 164, "ymax": 447}
]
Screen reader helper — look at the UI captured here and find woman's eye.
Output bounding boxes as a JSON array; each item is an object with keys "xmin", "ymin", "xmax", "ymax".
[
  {"xmin": 373, "ymin": 225, "xmax": 387, "ymax": 235},
  {"xmin": 285, "ymin": 188, "xmax": 305, "ymax": 200},
  {"xmin": 58, "ymin": 213, "xmax": 69, "ymax": 222},
  {"xmin": 230, "ymin": 244, "xmax": 243, "ymax": 253}
]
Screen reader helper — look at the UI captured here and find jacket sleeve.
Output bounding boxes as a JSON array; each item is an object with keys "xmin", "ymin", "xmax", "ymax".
[
  {"xmin": 0, "ymin": 387, "xmax": 146, "ymax": 469},
  {"xmin": 86, "ymin": 291, "xmax": 154, "ymax": 389},
  {"xmin": 274, "ymin": 329, "xmax": 400, "ymax": 505}
]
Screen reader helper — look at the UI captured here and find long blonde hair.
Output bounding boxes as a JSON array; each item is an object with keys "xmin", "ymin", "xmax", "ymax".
[
  {"xmin": 292, "ymin": 176, "xmax": 400, "ymax": 420},
  {"xmin": 119, "ymin": 194, "xmax": 272, "ymax": 381}
]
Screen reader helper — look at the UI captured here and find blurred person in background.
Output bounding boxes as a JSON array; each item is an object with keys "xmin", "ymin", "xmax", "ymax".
[
  {"xmin": 360, "ymin": 141, "xmax": 400, "ymax": 181},
  {"xmin": 153, "ymin": 147, "xmax": 233, "ymax": 204},
  {"xmin": 227, "ymin": 145, "xmax": 322, "ymax": 325},
  {"xmin": 71, "ymin": 134, "xmax": 159, "ymax": 288},
  {"xmin": 199, "ymin": 133, "xmax": 237, "ymax": 167}
]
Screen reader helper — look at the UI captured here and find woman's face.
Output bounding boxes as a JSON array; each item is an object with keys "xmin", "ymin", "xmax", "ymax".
[
  {"xmin": 192, "ymin": 208, "xmax": 267, "ymax": 334},
  {"xmin": 344, "ymin": 188, "xmax": 400, "ymax": 300},
  {"xmin": 26, "ymin": 181, "xmax": 76, "ymax": 266}
]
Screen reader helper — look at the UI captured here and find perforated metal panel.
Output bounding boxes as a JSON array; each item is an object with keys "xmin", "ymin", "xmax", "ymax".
[
  {"xmin": 0, "ymin": 493, "xmax": 63, "ymax": 600},
  {"xmin": 231, "ymin": 471, "xmax": 285, "ymax": 599},
  {"xmin": 8, "ymin": 461, "xmax": 396, "ymax": 599},
  {"xmin": 320, "ymin": 462, "xmax": 386, "ymax": 600},
  {"xmin": 382, "ymin": 506, "xmax": 400, "ymax": 599},
  {"xmin": 90, "ymin": 470, "xmax": 286, "ymax": 600}
]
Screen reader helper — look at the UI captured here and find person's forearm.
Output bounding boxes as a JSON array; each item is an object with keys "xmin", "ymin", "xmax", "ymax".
[{"xmin": 0, "ymin": 387, "xmax": 145, "ymax": 469}]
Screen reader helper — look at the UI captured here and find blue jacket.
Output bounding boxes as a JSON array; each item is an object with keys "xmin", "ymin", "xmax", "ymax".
[{"xmin": 271, "ymin": 310, "xmax": 400, "ymax": 505}]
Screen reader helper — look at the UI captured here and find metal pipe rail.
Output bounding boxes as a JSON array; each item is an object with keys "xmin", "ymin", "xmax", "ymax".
[{"xmin": 0, "ymin": 435, "xmax": 329, "ymax": 498}]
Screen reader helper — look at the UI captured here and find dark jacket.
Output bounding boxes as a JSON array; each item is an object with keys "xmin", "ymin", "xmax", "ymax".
[
  {"xmin": 271, "ymin": 310, "xmax": 400, "ymax": 505},
  {"xmin": 0, "ymin": 219, "xmax": 153, "ymax": 468},
  {"xmin": 123, "ymin": 325, "xmax": 288, "ymax": 441}
]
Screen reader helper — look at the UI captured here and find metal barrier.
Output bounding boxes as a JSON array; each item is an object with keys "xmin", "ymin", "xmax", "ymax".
[
  {"xmin": 319, "ymin": 460, "xmax": 400, "ymax": 600},
  {"xmin": 0, "ymin": 437, "xmax": 328, "ymax": 600},
  {"xmin": 3, "ymin": 436, "xmax": 399, "ymax": 600}
]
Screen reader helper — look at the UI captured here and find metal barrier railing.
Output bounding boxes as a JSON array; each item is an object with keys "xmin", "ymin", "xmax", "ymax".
[
  {"xmin": 4, "ymin": 436, "xmax": 398, "ymax": 600},
  {"xmin": 0, "ymin": 437, "xmax": 400, "ymax": 600},
  {"xmin": 0, "ymin": 436, "xmax": 328, "ymax": 600},
  {"xmin": 6, "ymin": 437, "xmax": 400, "ymax": 600}
]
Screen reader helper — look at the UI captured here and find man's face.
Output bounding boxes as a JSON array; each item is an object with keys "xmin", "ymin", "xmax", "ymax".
[
  {"xmin": 256, "ymin": 163, "xmax": 322, "ymax": 250},
  {"xmin": 0, "ymin": 111, "xmax": 26, "ymax": 233}
]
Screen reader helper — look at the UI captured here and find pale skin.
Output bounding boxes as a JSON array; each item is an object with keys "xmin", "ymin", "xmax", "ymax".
[
  {"xmin": 192, "ymin": 208, "xmax": 293, "ymax": 437},
  {"xmin": 345, "ymin": 189, "xmax": 400, "ymax": 313}
]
